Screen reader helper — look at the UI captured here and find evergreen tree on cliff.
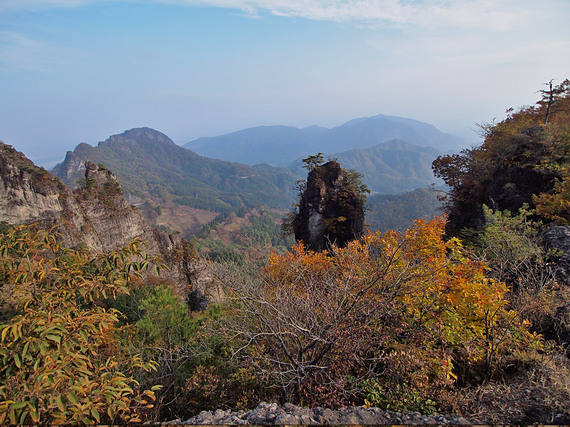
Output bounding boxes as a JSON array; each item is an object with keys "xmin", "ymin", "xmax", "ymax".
[{"xmin": 284, "ymin": 154, "xmax": 368, "ymax": 251}]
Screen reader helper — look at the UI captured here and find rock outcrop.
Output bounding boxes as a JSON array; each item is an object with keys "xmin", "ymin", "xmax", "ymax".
[
  {"xmin": 0, "ymin": 143, "xmax": 67, "ymax": 225},
  {"xmin": 444, "ymin": 127, "xmax": 560, "ymax": 236},
  {"xmin": 0, "ymin": 142, "xmax": 215, "ymax": 302},
  {"xmin": 292, "ymin": 160, "xmax": 365, "ymax": 251},
  {"xmin": 51, "ymin": 147, "xmax": 87, "ymax": 189},
  {"xmin": 172, "ymin": 402, "xmax": 472, "ymax": 425}
]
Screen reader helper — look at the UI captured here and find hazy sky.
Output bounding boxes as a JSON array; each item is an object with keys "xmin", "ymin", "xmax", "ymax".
[{"xmin": 1, "ymin": 0, "xmax": 569, "ymax": 166}]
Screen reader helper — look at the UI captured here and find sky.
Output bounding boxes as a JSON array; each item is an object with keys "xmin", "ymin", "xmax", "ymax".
[{"xmin": 1, "ymin": 0, "xmax": 569, "ymax": 167}]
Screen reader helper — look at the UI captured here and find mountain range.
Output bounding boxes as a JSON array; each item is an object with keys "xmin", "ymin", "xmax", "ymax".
[
  {"xmin": 51, "ymin": 114, "xmax": 464, "ymax": 237},
  {"xmin": 184, "ymin": 114, "xmax": 469, "ymax": 166}
]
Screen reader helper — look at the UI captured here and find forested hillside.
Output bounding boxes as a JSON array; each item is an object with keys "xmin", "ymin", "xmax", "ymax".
[
  {"xmin": 52, "ymin": 125, "xmax": 446, "ymax": 245},
  {"xmin": 366, "ymin": 187, "xmax": 443, "ymax": 232},
  {"xmin": 433, "ymin": 80, "xmax": 570, "ymax": 236},
  {"xmin": 53, "ymin": 128, "xmax": 297, "ymax": 213},
  {"xmin": 314, "ymin": 139, "xmax": 443, "ymax": 194}
]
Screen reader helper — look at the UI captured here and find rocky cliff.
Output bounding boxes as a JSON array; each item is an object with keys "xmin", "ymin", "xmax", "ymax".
[
  {"xmin": 0, "ymin": 142, "xmax": 216, "ymax": 303},
  {"xmin": 439, "ymin": 126, "xmax": 561, "ymax": 236},
  {"xmin": 0, "ymin": 143, "xmax": 67, "ymax": 225},
  {"xmin": 292, "ymin": 160, "xmax": 365, "ymax": 251}
]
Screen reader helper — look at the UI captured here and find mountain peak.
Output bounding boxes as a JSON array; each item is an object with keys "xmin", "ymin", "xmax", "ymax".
[{"xmin": 104, "ymin": 127, "xmax": 175, "ymax": 147}]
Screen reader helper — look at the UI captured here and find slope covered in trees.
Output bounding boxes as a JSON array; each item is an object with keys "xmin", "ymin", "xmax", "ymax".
[
  {"xmin": 366, "ymin": 187, "xmax": 443, "ymax": 232},
  {"xmin": 427, "ymin": 80, "xmax": 570, "ymax": 420},
  {"xmin": 433, "ymin": 79, "xmax": 570, "ymax": 236},
  {"xmin": 53, "ymin": 127, "xmax": 447, "ymax": 242},
  {"xmin": 53, "ymin": 128, "xmax": 297, "ymax": 213},
  {"xmin": 286, "ymin": 139, "xmax": 443, "ymax": 195}
]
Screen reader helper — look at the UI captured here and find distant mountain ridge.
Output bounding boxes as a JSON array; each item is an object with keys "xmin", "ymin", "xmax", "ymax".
[
  {"xmin": 285, "ymin": 139, "xmax": 443, "ymax": 194},
  {"xmin": 326, "ymin": 139, "xmax": 443, "ymax": 194},
  {"xmin": 184, "ymin": 114, "xmax": 469, "ymax": 166}
]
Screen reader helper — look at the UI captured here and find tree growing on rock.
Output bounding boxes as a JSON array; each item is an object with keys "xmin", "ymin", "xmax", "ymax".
[
  {"xmin": 432, "ymin": 79, "xmax": 570, "ymax": 237},
  {"xmin": 283, "ymin": 156, "xmax": 368, "ymax": 252}
]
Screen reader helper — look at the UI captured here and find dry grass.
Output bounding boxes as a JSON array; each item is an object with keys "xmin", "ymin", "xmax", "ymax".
[
  {"xmin": 156, "ymin": 203, "xmax": 218, "ymax": 235},
  {"xmin": 452, "ymin": 351, "xmax": 570, "ymax": 424}
]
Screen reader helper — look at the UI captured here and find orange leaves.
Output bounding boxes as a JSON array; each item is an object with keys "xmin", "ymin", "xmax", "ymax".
[
  {"xmin": 265, "ymin": 242, "xmax": 332, "ymax": 286},
  {"xmin": 257, "ymin": 216, "xmax": 534, "ymax": 380},
  {"xmin": 220, "ymin": 214, "xmax": 547, "ymax": 410},
  {"xmin": 533, "ymin": 166, "xmax": 570, "ymax": 225}
]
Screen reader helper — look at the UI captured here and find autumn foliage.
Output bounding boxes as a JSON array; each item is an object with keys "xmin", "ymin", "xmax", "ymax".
[
  {"xmin": 1, "ymin": 80, "xmax": 569, "ymax": 423},
  {"xmin": 223, "ymin": 216, "xmax": 539, "ymax": 410},
  {"xmin": 0, "ymin": 225, "xmax": 160, "ymax": 424},
  {"xmin": 432, "ymin": 79, "xmax": 570, "ymax": 235}
]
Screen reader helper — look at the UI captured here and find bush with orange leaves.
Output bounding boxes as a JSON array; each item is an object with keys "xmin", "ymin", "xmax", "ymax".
[{"xmin": 221, "ymin": 216, "xmax": 541, "ymax": 411}]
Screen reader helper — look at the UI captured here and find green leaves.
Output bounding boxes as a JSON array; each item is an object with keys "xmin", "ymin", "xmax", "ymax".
[
  {"xmin": 90, "ymin": 407, "xmax": 100, "ymax": 422},
  {"xmin": 0, "ymin": 225, "xmax": 160, "ymax": 424},
  {"xmin": 302, "ymin": 153, "xmax": 325, "ymax": 170},
  {"xmin": 67, "ymin": 392, "xmax": 78, "ymax": 405},
  {"xmin": 56, "ymin": 395, "xmax": 65, "ymax": 412}
]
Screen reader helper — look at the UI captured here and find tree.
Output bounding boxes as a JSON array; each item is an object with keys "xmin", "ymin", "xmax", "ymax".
[
  {"xmin": 0, "ymin": 225, "xmax": 160, "ymax": 424},
  {"xmin": 467, "ymin": 205, "xmax": 554, "ymax": 289},
  {"xmin": 538, "ymin": 79, "xmax": 570, "ymax": 125},
  {"xmin": 432, "ymin": 79, "xmax": 570, "ymax": 236},
  {"xmin": 301, "ymin": 153, "xmax": 325, "ymax": 171}
]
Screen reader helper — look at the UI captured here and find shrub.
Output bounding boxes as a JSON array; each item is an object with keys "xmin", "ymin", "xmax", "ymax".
[
  {"xmin": 220, "ymin": 217, "xmax": 539, "ymax": 409},
  {"xmin": 0, "ymin": 225, "xmax": 159, "ymax": 424}
]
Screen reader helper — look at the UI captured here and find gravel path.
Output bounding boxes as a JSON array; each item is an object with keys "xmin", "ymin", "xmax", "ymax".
[{"xmin": 163, "ymin": 402, "xmax": 472, "ymax": 425}]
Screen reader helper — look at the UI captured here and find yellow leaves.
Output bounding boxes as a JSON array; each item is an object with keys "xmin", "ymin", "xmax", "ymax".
[
  {"xmin": 260, "ymin": 215, "xmax": 535, "ymax": 380},
  {"xmin": 0, "ymin": 225, "xmax": 160, "ymax": 424},
  {"xmin": 0, "ymin": 325, "xmax": 10, "ymax": 342}
]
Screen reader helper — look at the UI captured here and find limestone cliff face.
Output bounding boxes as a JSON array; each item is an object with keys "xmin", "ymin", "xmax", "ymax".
[
  {"xmin": 0, "ymin": 144, "xmax": 67, "ymax": 225},
  {"xmin": 52, "ymin": 148, "xmax": 87, "ymax": 189},
  {"xmin": 67, "ymin": 161, "xmax": 148, "ymax": 253},
  {"xmin": 0, "ymin": 142, "xmax": 215, "ymax": 303},
  {"xmin": 293, "ymin": 160, "xmax": 365, "ymax": 251}
]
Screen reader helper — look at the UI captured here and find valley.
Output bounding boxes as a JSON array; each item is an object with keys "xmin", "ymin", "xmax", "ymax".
[{"xmin": 1, "ymin": 0, "xmax": 568, "ymax": 423}]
